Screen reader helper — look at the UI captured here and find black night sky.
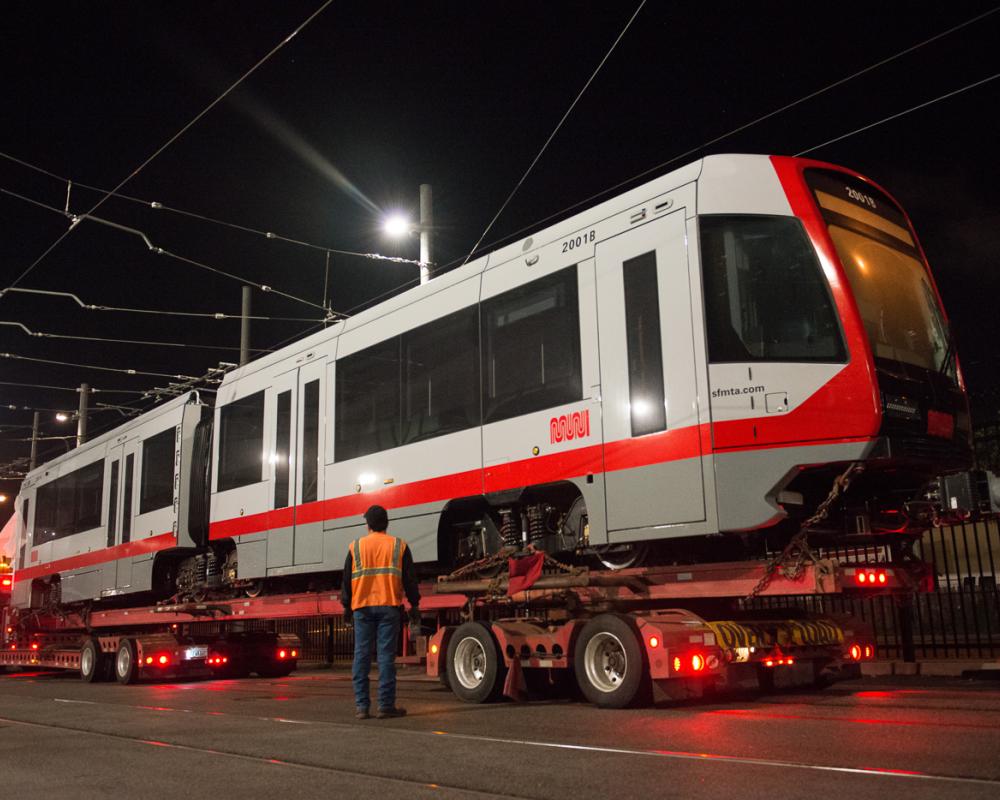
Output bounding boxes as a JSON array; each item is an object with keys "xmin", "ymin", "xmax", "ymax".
[{"xmin": 2, "ymin": 1, "xmax": 999, "ymax": 527}]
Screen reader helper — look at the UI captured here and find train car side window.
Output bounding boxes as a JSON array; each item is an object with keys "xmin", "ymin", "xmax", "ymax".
[
  {"xmin": 140, "ymin": 428, "xmax": 175, "ymax": 514},
  {"xmin": 107, "ymin": 460, "xmax": 120, "ymax": 547},
  {"xmin": 482, "ymin": 266, "xmax": 582, "ymax": 424},
  {"xmin": 122, "ymin": 454, "xmax": 134, "ymax": 543},
  {"xmin": 274, "ymin": 390, "xmax": 291, "ymax": 508},
  {"xmin": 623, "ymin": 251, "xmax": 667, "ymax": 436},
  {"xmin": 302, "ymin": 380, "xmax": 320, "ymax": 503},
  {"xmin": 217, "ymin": 391, "xmax": 265, "ymax": 491},
  {"xmin": 336, "ymin": 338, "xmax": 400, "ymax": 462},
  {"xmin": 34, "ymin": 461, "xmax": 104, "ymax": 541},
  {"xmin": 402, "ymin": 306, "xmax": 480, "ymax": 445},
  {"xmin": 19, "ymin": 498, "xmax": 29, "ymax": 567},
  {"xmin": 700, "ymin": 215, "xmax": 846, "ymax": 363}
]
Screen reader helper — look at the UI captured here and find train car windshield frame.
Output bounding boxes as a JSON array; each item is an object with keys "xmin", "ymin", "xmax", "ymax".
[{"xmin": 805, "ymin": 168, "xmax": 955, "ymax": 384}]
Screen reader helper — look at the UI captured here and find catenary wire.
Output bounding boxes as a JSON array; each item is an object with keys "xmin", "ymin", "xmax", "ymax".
[
  {"xmin": 0, "ymin": 187, "xmax": 341, "ymax": 316},
  {"xmin": 0, "ymin": 380, "xmax": 146, "ymax": 395},
  {"xmin": 3, "ymin": 0, "xmax": 335, "ymax": 293},
  {"xmin": 795, "ymin": 71, "xmax": 1000, "ymax": 156},
  {"xmin": 452, "ymin": 5, "xmax": 1000, "ymax": 269},
  {"xmin": 1, "ymin": 353, "xmax": 199, "ymax": 381},
  {"xmin": 0, "ymin": 286, "xmax": 325, "ymax": 323},
  {"xmin": 0, "ymin": 320, "xmax": 272, "ymax": 353},
  {"xmin": 461, "ymin": 0, "xmax": 647, "ymax": 266},
  {"xmin": 0, "ymin": 151, "xmax": 426, "ymax": 267}
]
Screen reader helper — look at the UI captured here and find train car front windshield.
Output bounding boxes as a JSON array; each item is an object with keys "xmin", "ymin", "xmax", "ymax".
[{"xmin": 805, "ymin": 169, "xmax": 955, "ymax": 384}]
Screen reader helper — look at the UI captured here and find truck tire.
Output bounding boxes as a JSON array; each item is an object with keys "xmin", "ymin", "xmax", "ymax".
[
  {"xmin": 114, "ymin": 638, "xmax": 139, "ymax": 685},
  {"xmin": 574, "ymin": 614, "xmax": 650, "ymax": 708},
  {"xmin": 446, "ymin": 622, "xmax": 506, "ymax": 704},
  {"xmin": 80, "ymin": 638, "xmax": 104, "ymax": 683}
]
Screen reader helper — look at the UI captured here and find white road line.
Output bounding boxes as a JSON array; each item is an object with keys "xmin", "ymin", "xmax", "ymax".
[{"xmin": 39, "ymin": 696, "xmax": 1000, "ymax": 787}]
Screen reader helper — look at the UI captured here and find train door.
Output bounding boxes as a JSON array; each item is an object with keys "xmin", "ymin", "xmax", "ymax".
[
  {"xmin": 595, "ymin": 209, "xmax": 706, "ymax": 533},
  {"xmin": 115, "ymin": 440, "xmax": 139, "ymax": 591},
  {"xmin": 263, "ymin": 371, "xmax": 297, "ymax": 569},
  {"xmin": 293, "ymin": 360, "xmax": 325, "ymax": 565},
  {"xmin": 102, "ymin": 445, "xmax": 123, "ymax": 594}
]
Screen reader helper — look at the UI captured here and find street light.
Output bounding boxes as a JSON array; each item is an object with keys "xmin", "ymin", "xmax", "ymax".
[
  {"xmin": 381, "ymin": 184, "xmax": 433, "ymax": 285},
  {"xmin": 55, "ymin": 412, "xmax": 69, "ymax": 422}
]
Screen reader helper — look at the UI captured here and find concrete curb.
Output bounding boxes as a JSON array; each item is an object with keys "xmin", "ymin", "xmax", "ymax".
[{"xmin": 862, "ymin": 660, "xmax": 1000, "ymax": 677}]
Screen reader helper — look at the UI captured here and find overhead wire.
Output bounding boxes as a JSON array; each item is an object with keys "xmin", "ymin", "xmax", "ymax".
[
  {"xmin": 453, "ymin": 5, "xmax": 1000, "ymax": 268},
  {"xmin": 1, "ymin": 352, "xmax": 199, "ymax": 381},
  {"xmin": 0, "ymin": 380, "xmax": 146, "ymax": 394},
  {"xmin": 0, "ymin": 319, "xmax": 272, "ymax": 353},
  {"xmin": 0, "ymin": 186, "xmax": 343, "ymax": 316},
  {"xmin": 461, "ymin": 0, "xmax": 647, "ymax": 266},
  {"xmin": 0, "ymin": 286, "xmax": 325, "ymax": 323},
  {"xmin": 0, "ymin": 151, "xmax": 426, "ymax": 267},
  {"xmin": 795, "ymin": 71, "xmax": 1000, "ymax": 156},
  {"xmin": 3, "ymin": 0, "xmax": 335, "ymax": 292}
]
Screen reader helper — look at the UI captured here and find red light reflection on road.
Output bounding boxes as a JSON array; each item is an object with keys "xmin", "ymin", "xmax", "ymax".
[{"xmin": 708, "ymin": 708, "xmax": 995, "ymax": 730}]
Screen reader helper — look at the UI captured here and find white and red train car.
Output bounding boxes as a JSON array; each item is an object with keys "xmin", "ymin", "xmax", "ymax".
[{"xmin": 11, "ymin": 154, "xmax": 972, "ymax": 608}]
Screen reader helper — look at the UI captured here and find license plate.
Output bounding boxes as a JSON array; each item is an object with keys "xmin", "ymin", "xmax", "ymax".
[{"xmin": 185, "ymin": 646, "xmax": 208, "ymax": 660}]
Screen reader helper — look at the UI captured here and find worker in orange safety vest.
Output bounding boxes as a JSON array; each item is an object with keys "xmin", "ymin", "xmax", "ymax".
[{"xmin": 342, "ymin": 505, "xmax": 420, "ymax": 719}]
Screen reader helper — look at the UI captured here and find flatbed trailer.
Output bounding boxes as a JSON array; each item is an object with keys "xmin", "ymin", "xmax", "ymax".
[{"xmin": 1, "ymin": 555, "xmax": 921, "ymax": 705}]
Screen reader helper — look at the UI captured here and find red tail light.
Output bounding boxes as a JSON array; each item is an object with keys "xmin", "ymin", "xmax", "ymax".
[
  {"xmin": 1, "ymin": 577, "xmax": 11, "ymax": 588},
  {"xmin": 849, "ymin": 644, "xmax": 862, "ymax": 661},
  {"xmin": 864, "ymin": 645, "xmax": 873, "ymax": 659},
  {"xmin": 647, "ymin": 636, "xmax": 659, "ymax": 649},
  {"xmin": 690, "ymin": 653, "xmax": 705, "ymax": 672},
  {"xmin": 277, "ymin": 649, "xmax": 287, "ymax": 660},
  {"xmin": 30, "ymin": 642, "xmax": 39, "ymax": 651},
  {"xmin": 158, "ymin": 655, "xmax": 169, "ymax": 666},
  {"xmin": 855, "ymin": 569, "xmax": 888, "ymax": 586}
]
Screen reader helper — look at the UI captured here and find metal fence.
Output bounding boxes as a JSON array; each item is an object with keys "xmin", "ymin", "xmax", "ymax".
[{"xmin": 748, "ymin": 519, "xmax": 1000, "ymax": 661}]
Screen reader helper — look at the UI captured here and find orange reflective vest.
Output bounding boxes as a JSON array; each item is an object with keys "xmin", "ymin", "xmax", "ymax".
[{"xmin": 349, "ymin": 533, "xmax": 406, "ymax": 609}]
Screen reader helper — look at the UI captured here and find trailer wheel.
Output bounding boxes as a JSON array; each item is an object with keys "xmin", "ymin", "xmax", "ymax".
[
  {"xmin": 574, "ymin": 614, "xmax": 650, "ymax": 708},
  {"xmin": 446, "ymin": 622, "xmax": 505, "ymax": 703},
  {"xmin": 114, "ymin": 638, "xmax": 139, "ymax": 685},
  {"xmin": 80, "ymin": 638, "xmax": 104, "ymax": 683}
]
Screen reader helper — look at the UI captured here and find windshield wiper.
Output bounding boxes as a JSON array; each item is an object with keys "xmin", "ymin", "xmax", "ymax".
[{"xmin": 938, "ymin": 330, "xmax": 955, "ymax": 378}]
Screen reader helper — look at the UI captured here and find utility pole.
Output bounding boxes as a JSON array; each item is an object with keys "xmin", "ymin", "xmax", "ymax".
[
  {"xmin": 240, "ymin": 285, "xmax": 251, "ymax": 366},
  {"xmin": 76, "ymin": 383, "xmax": 89, "ymax": 447},
  {"xmin": 29, "ymin": 411, "xmax": 40, "ymax": 471},
  {"xmin": 419, "ymin": 183, "xmax": 433, "ymax": 285}
]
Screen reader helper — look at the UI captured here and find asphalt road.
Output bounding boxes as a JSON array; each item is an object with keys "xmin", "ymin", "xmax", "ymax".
[{"xmin": 0, "ymin": 666, "xmax": 998, "ymax": 799}]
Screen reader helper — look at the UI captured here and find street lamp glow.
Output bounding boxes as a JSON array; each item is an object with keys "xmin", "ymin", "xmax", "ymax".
[
  {"xmin": 55, "ymin": 412, "xmax": 69, "ymax": 422},
  {"xmin": 383, "ymin": 214, "xmax": 411, "ymax": 238},
  {"xmin": 0, "ymin": 494, "xmax": 7, "ymax": 504}
]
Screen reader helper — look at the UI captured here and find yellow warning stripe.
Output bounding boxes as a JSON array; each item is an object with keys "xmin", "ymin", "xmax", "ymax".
[{"xmin": 707, "ymin": 619, "xmax": 846, "ymax": 650}]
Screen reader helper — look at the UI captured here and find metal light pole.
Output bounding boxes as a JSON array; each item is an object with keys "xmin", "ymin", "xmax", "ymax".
[
  {"xmin": 240, "ymin": 285, "xmax": 252, "ymax": 366},
  {"xmin": 29, "ymin": 411, "xmax": 40, "ymax": 471},
  {"xmin": 76, "ymin": 383, "xmax": 89, "ymax": 447},
  {"xmin": 419, "ymin": 184, "xmax": 433, "ymax": 285}
]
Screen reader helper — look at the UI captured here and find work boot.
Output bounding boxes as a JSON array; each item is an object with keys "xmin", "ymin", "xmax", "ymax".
[
  {"xmin": 376, "ymin": 706, "xmax": 406, "ymax": 719},
  {"xmin": 355, "ymin": 707, "xmax": 371, "ymax": 720}
]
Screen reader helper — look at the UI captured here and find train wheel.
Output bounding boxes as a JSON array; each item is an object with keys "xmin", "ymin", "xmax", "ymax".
[
  {"xmin": 446, "ymin": 622, "xmax": 506, "ymax": 703},
  {"xmin": 243, "ymin": 580, "xmax": 264, "ymax": 598},
  {"xmin": 80, "ymin": 638, "xmax": 104, "ymax": 683},
  {"xmin": 114, "ymin": 638, "xmax": 139, "ymax": 685},
  {"xmin": 593, "ymin": 542, "xmax": 649, "ymax": 570},
  {"xmin": 574, "ymin": 614, "xmax": 650, "ymax": 708}
]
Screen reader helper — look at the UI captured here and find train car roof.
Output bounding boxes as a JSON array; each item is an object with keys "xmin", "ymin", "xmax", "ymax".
[
  {"xmin": 19, "ymin": 390, "xmax": 202, "ymax": 489},
  {"xmin": 216, "ymin": 153, "xmax": 784, "ymax": 389}
]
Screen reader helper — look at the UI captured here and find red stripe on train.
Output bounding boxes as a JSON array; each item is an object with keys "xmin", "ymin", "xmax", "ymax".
[{"xmin": 14, "ymin": 532, "xmax": 177, "ymax": 582}]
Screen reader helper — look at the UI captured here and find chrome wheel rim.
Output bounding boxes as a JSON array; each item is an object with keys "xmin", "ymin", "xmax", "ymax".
[
  {"xmin": 116, "ymin": 645, "xmax": 131, "ymax": 678},
  {"xmin": 453, "ymin": 637, "xmax": 488, "ymax": 690},
  {"xmin": 584, "ymin": 631, "xmax": 627, "ymax": 693},
  {"xmin": 81, "ymin": 646, "xmax": 95, "ymax": 677}
]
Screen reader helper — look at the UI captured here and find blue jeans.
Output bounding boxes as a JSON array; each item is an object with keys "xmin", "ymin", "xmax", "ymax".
[{"xmin": 352, "ymin": 605, "xmax": 400, "ymax": 710}]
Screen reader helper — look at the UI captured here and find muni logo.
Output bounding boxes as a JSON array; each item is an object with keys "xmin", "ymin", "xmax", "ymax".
[{"xmin": 550, "ymin": 409, "xmax": 591, "ymax": 444}]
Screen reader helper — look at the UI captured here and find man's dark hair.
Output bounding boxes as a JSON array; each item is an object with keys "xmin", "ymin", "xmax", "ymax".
[{"xmin": 364, "ymin": 504, "xmax": 389, "ymax": 532}]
